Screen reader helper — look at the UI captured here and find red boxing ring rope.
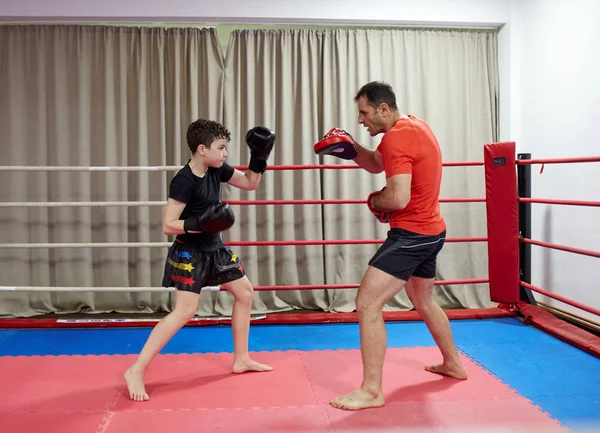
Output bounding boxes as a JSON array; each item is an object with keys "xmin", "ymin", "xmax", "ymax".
[
  {"xmin": 225, "ymin": 238, "xmax": 487, "ymax": 247},
  {"xmin": 225, "ymin": 198, "xmax": 486, "ymax": 205},
  {"xmin": 519, "ymin": 198, "xmax": 600, "ymax": 207},
  {"xmin": 520, "ymin": 281, "xmax": 600, "ymax": 317},
  {"xmin": 234, "ymin": 161, "xmax": 485, "ymax": 171},
  {"xmin": 515, "ymin": 156, "xmax": 600, "ymax": 165},
  {"xmin": 520, "ymin": 238, "xmax": 600, "ymax": 259},
  {"xmin": 222, "ymin": 279, "xmax": 490, "ymax": 291}
]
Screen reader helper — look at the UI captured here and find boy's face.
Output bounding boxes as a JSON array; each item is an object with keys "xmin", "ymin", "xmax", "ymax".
[{"xmin": 198, "ymin": 138, "xmax": 228, "ymax": 167}]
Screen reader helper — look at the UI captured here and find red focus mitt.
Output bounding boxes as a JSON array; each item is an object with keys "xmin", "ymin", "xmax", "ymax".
[
  {"xmin": 367, "ymin": 189, "xmax": 391, "ymax": 224},
  {"xmin": 313, "ymin": 128, "xmax": 357, "ymax": 160}
]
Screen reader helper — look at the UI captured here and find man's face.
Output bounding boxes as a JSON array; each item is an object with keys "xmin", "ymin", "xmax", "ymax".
[{"xmin": 356, "ymin": 96, "xmax": 385, "ymax": 136}]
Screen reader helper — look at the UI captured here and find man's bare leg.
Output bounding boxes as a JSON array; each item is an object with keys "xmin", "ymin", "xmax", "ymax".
[
  {"xmin": 222, "ymin": 276, "xmax": 272, "ymax": 373},
  {"xmin": 124, "ymin": 290, "xmax": 200, "ymax": 401},
  {"xmin": 405, "ymin": 277, "xmax": 467, "ymax": 380},
  {"xmin": 330, "ymin": 266, "xmax": 406, "ymax": 411}
]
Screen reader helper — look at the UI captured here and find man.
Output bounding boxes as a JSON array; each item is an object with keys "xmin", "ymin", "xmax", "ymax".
[
  {"xmin": 125, "ymin": 118, "xmax": 275, "ymax": 402},
  {"xmin": 315, "ymin": 81, "xmax": 467, "ymax": 411}
]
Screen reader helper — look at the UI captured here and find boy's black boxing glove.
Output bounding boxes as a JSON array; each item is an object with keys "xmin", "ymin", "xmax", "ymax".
[
  {"xmin": 183, "ymin": 203, "xmax": 235, "ymax": 233},
  {"xmin": 246, "ymin": 126, "xmax": 275, "ymax": 174}
]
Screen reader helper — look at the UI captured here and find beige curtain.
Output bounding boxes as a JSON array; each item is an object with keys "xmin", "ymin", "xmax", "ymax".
[
  {"xmin": 319, "ymin": 28, "xmax": 499, "ymax": 311},
  {"xmin": 0, "ymin": 25, "xmax": 225, "ymax": 317},
  {"xmin": 0, "ymin": 25, "xmax": 498, "ymax": 318},
  {"xmin": 221, "ymin": 28, "xmax": 499, "ymax": 314},
  {"xmin": 220, "ymin": 29, "xmax": 330, "ymax": 315}
]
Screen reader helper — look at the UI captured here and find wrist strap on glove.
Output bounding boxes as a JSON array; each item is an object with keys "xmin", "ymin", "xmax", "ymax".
[{"xmin": 248, "ymin": 154, "xmax": 267, "ymax": 174}]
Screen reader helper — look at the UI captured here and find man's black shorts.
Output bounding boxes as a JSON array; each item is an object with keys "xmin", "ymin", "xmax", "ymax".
[
  {"xmin": 368, "ymin": 228, "xmax": 446, "ymax": 281},
  {"xmin": 162, "ymin": 240, "xmax": 245, "ymax": 294}
]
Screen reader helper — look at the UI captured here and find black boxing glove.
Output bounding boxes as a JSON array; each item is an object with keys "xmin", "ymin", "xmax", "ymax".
[
  {"xmin": 246, "ymin": 126, "xmax": 276, "ymax": 174},
  {"xmin": 183, "ymin": 203, "xmax": 235, "ymax": 233}
]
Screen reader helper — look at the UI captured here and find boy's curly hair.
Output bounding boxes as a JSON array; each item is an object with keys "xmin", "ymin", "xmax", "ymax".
[{"xmin": 186, "ymin": 118, "xmax": 231, "ymax": 153}]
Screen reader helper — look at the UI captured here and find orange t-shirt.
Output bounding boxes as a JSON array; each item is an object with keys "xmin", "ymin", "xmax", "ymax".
[{"xmin": 376, "ymin": 115, "xmax": 446, "ymax": 235}]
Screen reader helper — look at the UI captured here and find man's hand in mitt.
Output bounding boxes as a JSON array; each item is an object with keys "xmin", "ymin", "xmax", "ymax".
[
  {"xmin": 314, "ymin": 128, "xmax": 357, "ymax": 160},
  {"xmin": 367, "ymin": 189, "xmax": 391, "ymax": 224}
]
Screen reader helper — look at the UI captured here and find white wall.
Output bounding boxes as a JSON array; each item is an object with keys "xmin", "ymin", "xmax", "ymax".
[
  {"xmin": 0, "ymin": 0, "xmax": 508, "ymax": 27},
  {"xmin": 1, "ymin": 0, "xmax": 598, "ymax": 319},
  {"xmin": 507, "ymin": 0, "xmax": 600, "ymax": 321}
]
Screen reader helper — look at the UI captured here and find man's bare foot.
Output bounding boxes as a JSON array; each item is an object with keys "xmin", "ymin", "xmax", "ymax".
[
  {"xmin": 232, "ymin": 358, "xmax": 273, "ymax": 374},
  {"xmin": 330, "ymin": 388, "xmax": 385, "ymax": 411},
  {"xmin": 425, "ymin": 363, "xmax": 468, "ymax": 380},
  {"xmin": 124, "ymin": 366, "xmax": 150, "ymax": 402}
]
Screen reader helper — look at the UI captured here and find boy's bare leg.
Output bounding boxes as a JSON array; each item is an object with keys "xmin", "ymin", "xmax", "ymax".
[
  {"xmin": 124, "ymin": 290, "xmax": 200, "ymax": 401},
  {"xmin": 222, "ymin": 276, "xmax": 273, "ymax": 373},
  {"xmin": 405, "ymin": 277, "xmax": 467, "ymax": 380},
  {"xmin": 330, "ymin": 266, "xmax": 405, "ymax": 411}
]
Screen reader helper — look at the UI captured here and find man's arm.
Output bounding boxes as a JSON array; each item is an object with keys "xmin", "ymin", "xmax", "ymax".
[
  {"xmin": 353, "ymin": 143, "xmax": 384, "ymax": 174},
  {"xmin": 162, "ymin": 198, "xmax": 187, "ymax": 236},
  {"xmin": 227, "ymin": 168, "xmax": 261, "ymax": 191},
  {"xmin": 370, "ymin": 173, "xmax": 411, "ymax": 212}
]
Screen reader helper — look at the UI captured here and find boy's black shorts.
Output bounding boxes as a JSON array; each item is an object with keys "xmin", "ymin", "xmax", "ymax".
[{"xmin": 162, "ymin": 240, "xmax": 245, "ymax": 294}]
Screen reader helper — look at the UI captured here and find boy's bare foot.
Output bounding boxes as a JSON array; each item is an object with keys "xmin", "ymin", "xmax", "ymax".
[
  {"xmin": 124, "ymin": 366, "xmax": 150, "ymax": 401},
  {"xmin": 232, "ymin": 358, "xmax": 273, "ymax": 374},
  {"xmin": 425, "ymin": 362, "xmax": 468, "ymax": 380},
  {"xmin": 330, "ymin": 388, "xmax": 385, "ymax": 411}
]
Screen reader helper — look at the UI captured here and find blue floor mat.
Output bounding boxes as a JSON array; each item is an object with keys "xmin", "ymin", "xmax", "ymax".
[
  {"xmin": 0, "ymin": 318, "xmax": 525, "ymax": 356},
  {"xmin": 0, "ymin": 317, "xmax": 586, "ymax": 356},
  {"xmin": 0, "ymin": 325, "xmax": 295, "ymax": 356},
  {"xmin": 458, "ymin": 339, "xmax": 600, "ymax": 428}
]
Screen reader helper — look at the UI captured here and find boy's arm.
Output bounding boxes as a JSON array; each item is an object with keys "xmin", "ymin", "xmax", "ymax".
[
  {"xmin": 163, "ymin": 198, "xmax": 235, "ymax": 235},
  {"xmin": 162, "ymin": 199, "xmax": 187, "ymax": 236},
  {"xmin": 227, "ymin": 169, "xmax": 261, "ymax": 191},
  {"xmin": 225, "ymin": 125, "xmax": 275, "ymax": 190}
]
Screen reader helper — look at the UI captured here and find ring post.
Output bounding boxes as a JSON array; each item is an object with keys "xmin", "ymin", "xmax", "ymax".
[
  {"xmin": 484, "ymin": 142, "xmax": 520, "ymax": 304},
  {"xmin": 517, "ymin": 153, "xmax": 536, "ymax": 305}
]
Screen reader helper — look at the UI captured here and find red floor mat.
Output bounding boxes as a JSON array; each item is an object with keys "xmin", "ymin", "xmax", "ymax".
[{"xmin": 0, "ymin": 348, "xmax": 568, "ymax": 432}]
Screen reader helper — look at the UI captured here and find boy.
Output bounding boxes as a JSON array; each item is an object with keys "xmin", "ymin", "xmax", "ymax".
[{"xmin": 125, "ymin": 118, "xmax": 276, "ymax": 402}]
